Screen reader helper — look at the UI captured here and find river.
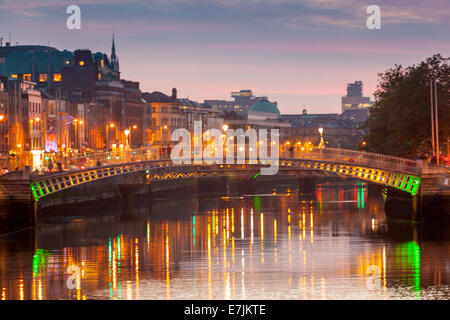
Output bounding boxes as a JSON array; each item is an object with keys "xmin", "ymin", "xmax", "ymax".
[{"xmin": 0, "ymin": 179, "xmax": 449, "ymax": 300}]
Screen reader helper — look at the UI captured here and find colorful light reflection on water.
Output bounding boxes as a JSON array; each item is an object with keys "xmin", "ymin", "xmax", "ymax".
[{"xmin": 0, "ymin": 181, "xmax": 449, "ymax": 300}]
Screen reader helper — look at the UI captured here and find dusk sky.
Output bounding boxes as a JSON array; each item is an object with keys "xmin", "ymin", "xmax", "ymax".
[{"xmin": 0, "ymin": 0, "xmax": 448, "ymax": 113}]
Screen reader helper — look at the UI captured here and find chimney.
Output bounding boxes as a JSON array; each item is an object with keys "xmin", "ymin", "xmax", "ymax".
[{"xmin": 172, "ymin": 88, "xmax": 177, "ymax": 100}]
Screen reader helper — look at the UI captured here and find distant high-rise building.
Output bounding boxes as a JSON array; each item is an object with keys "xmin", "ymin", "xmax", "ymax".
[
  {"xmin": 341, "ymin": 81, "xmax": 374, "ymax": 125},
  {"xmin": 346, "ymin": 80, "xmax": 363, "ymax": 97}
]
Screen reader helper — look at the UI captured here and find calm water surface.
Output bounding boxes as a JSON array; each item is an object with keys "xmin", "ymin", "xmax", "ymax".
[{"xmin": 0, "ymin": 181, "xmax": 449, "ymax": 300}]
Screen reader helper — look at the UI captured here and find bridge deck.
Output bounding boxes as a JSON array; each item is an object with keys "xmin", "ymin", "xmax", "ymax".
[{"xmin": 29, "ymin": 150, "xmax": 422, "ymax": 202}]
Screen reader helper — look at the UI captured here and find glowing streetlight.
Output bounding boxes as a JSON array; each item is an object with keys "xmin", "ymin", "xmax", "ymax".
[
  {"xmin": 160, "ymin": 125, "xmax": 169, "ymax": 145},
  {"xmin": 318, "ymin": 127, "xmax": 325, "ymax": 150},
  {"xmin": 0, "ymin": 115, "xmax": 4, "ymax": 121},
  {"xmin": 222, "ymin": 124, "xmax": 229, "ymax": 132}
]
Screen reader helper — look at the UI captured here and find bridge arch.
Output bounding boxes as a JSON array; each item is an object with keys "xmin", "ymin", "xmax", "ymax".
[{"xmin": 30, "ymin": 147, "xmax": 421, "ymax": 202}]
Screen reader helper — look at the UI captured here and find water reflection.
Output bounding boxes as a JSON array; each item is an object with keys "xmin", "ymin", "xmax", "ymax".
[{"xmin": 0, "ymin": 180, "xmax": 449, "ymax": 300}]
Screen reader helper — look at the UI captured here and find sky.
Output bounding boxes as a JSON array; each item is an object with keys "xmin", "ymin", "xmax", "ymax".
[{"xmin": 0, "ymin": 0, "xmax": 448, "ymax": 114}]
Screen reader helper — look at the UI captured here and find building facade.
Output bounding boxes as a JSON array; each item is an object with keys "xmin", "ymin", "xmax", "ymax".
[
  {"xmin": 282, "ymin": 109, "xmax": 362, "ymax": 149},
  {"xmin": 205, "ymin": 89, "xmax": 276, "ymax": 118}
]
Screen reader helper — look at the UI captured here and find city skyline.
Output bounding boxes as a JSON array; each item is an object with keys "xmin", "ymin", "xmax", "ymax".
[{"xmin": 0, "ymin": 0, "xmax": 448, "ymax": 114}]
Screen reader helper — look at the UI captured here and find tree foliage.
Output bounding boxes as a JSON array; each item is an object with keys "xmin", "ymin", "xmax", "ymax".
[{"xmin": 364, "ymin": 54, "xmax": 449, "ymax": 159}]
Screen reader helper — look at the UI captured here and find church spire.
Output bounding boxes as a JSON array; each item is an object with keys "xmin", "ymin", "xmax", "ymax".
[
  {"xmin": 111, "ymin": 33, "xmax": 120, "ymax": 73},
  {"xmin": 111, "ymin": 34, "xmax": 116, "ymax": 59}
]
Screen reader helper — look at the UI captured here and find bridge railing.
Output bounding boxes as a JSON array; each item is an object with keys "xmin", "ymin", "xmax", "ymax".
[
  {"xmin": 38, "ymin": 146, "xmax": 420, "ymax": 179},
  {"xmin": 282, "ymin": 147, "xmax": 420, "ymax": 174}
]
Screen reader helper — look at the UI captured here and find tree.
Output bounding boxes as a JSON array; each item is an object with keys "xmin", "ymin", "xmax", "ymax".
[{"xmin": 364, "ymin": 54, "xmax": 449, "ymax": 159}]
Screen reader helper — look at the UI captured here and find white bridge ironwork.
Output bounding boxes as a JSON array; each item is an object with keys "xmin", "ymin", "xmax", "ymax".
[{"xmin": 30, "ymin": 147, "xmax": 422, "ymax": 202}]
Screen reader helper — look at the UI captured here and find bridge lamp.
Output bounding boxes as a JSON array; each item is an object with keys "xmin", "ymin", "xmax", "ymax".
[{"xmin": 318, "ymin": 127, "xmax": 325, "ymax": 149}]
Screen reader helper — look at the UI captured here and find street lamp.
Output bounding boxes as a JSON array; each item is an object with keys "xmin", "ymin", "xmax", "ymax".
[
  {"xmin": 106, "ymin": 123, "xmax": 116, "ymax": 150},
  {"xmin": 222, "ymin": 124, "xmax": 229, "ymax": 132},
  {"xmin": 318, "ymin": 127, "xmax": 325, "ymax": 149},
  {"xmin": 160, "ymin": 124, "xmax": 168, "ymax": 143},
  {"xmin": 160, "ymin": 125, "xmax": 169, "ymax": 159},
  {"xmin": 124, "ymin": 128, "xmax": 130, "ymax": 152},
  {"xmin": 124, "ymin": 125, "xmax": 138, "ymax": 149}
]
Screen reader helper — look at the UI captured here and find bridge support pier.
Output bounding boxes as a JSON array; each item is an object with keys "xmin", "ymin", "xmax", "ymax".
[
  {"xmin": 296, "ymin": 176, "xmax": 317, "ymax": 199},
  {"xmin": 118, "ymin": 184, "xmax": 144, "ymax": 216},
  {"xmin": 384, "ymin": 188, "xmax": 416, "ymax": 221}
]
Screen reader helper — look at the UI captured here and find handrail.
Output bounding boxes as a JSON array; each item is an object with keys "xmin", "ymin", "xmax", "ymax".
[{"xmin": 33, "ymin": 147, "xmax": 420, "ymax": 181}]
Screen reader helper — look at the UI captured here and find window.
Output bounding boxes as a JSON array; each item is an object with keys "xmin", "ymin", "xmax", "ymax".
[
  {"xmin": 10, "ymin": 74, "xmax": 17, "ymax": 79},
  {"xmin": 23, "ymin": 74, "xmax": 32, "ymax": 81},
  {"xmin": 152, "ymin": 118, "xmax": 156, "ymax": 126},
  {"xmin": 53, "ymin": 73, "xmax": 61, "ymax": 82},
  {"xmin": 162, "ymin": 107, "xmax": 167, "ymax": 113},
  {"xmin": 101, "ymin": 60, "xmax": 104, "ymax": 68},
  {"xmin": 152, "ymin": 107, "xmax": 156, "ymax": 113},
  {"xmin": 98, "ymin": 73, "xmax": 101, "ymax": 80},
  {"xmin": 39, "ymin": 73, "xmax": 47, "ymax": 82},
  {"xmin": 50, "ymin": 103, "xmax": 55, "ymax": 114}
]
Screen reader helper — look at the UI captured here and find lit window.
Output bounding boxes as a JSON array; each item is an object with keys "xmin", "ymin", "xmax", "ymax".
[
  {"xmin": 39, "ymin": 73, "xmax": 48, "ymax": 82},
  {"xmin": 53, "ymin": 73, "xmax": 62, "ymax": 82},
  {"xmin": 98, "ymin": 73, "xmax": 101, "ymax": 80},
  {"xmin": 23, "ymin": 74, "xmax": 32, "ymax": 81},
  {"xmin": 10, "ymin": 74, "xmax": 17, "ymax": 79},
  {"xmin": 101, "ymin": 60, "xmax": 104, "ymax": 68},
  {"xmin": 79, "ymin": 61, "xmax": 85, "ymax": 66}
]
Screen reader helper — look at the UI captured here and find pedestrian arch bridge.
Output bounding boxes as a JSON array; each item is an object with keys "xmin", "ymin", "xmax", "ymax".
[{"xmin": 29, "ymin": 147, "xmax": 422, "ymax": 202}]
